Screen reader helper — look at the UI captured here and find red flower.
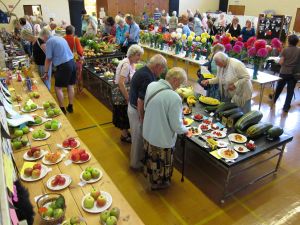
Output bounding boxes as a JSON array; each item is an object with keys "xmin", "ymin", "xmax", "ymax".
[
  {"xmin": 254, "ymin": 39, "xmax": 267, "ymax": 50},
  {"xmin": 221, "ymin": 36, "xmax": 231, "ymax": 45},
  {"xmin": 271, "ymin": 38, "xmax": 282, "ymax": 49},
  {"xmin": 235, "ymin": 41, "xmax": 244, "ymax": 47},
  {"xmin": 237, "ymin": 36, "xmax": 243, "ymax": 42},
  {"xmin": 246, "ymin": 37, "xmax": 257, "ymax": 48},
  {"xmin": 225, "ymin": 43, "xmax": 232, "ymax": 52}
]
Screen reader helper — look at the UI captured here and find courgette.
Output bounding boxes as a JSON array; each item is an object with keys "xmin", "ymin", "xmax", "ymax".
[
  {"xmin": 204, "ymin": 105, "xmax": 221, "ymax": 112},
  {"xmin": 267, "ymin": 126, "xmax": 284, "ymax": 139},
  {"xmin": 220, "ymin": 108, "xmax": 242, "ymax": 118},
  {"xmin": 215, "ymin": 102, "xmax": 238, "ymax": 115},
  {"xmin": 227, "ymin": 111, "xmax": 244, "ymax": 128},
  {"xmin": 235, "ymin": 110, "xmax": 263, "ymax": 131},
  {"xmin": 246, "ymin": 123, "xmax": 273, "ymax": 139}
]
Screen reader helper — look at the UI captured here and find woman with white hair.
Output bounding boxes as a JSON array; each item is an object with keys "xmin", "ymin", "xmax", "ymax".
[
  {"xmin": 187, "ymin": 9, "xmax": 194, "ymax": 18},
  {"xmin": 112, "ymin": 44, "xmax": 144, "ymax": 143},
  {"xmin": 115, "ymin": 17, "xmax": 129, "ymax": 52},
  {"xmin": 33, "ymin": 19, "xmax": 42, "ymax": 36},
  {"xmin": 169, "ymin": 11, "xmax": 178, "ymax": 32},
  {"xmin": 201, "ymin": 52, "xmax": 253, "ymax": 112}
]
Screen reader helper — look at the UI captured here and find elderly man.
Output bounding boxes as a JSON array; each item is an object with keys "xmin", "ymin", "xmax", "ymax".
[
  {"xmin": 125, "ymin": 15, "xmax": 140, "ymax": 48},
  {"xmin": 128, "ymin": 54, "xmax": 167, "ymax": 169},
  {"xmin": 19, "ymin": 17, "xmax": 33, "ymax": 55},
  {"xmin": 40, "ymin": 28, "xmax": 76, "ymax": 114},
  {"xmin": 202, "ymin": 52, "xmax": 253, "ymax": 113},
  {"xmin": 143, "ymin": 67, "xmax": 189, "ymax": 190}
]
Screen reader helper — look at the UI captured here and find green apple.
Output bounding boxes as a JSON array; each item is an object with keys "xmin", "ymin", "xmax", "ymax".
[
  {"xmin": 100, "ymin": 210, "xmax": 111, "ymax": 223},
  {"xmin": 50, "ymin": 102, "xmax": 56, "ymax": 108},
  {"xmin": 83, "ymin": 196, "xmax": 94, "ymax": 209},
  {"xmin": 14, "ymin": 129, "xmax": 23, "ymax": 137},
  {"xmin": 45, "ymin": 122, "xmax": 51, "ymax": 129},
  {"xmin": 51, "ymin": 123, "xmax": 59, "ymax": 130},
  {"xmin": 30, "ymin": 103, "xmax": 37, "ymax": 110},
  {"xmin": 43, "ymin": 102, "xmax": 50, "ymax": 109},
  {"xmin": 21, "ymin": 137, "xmax": 28, "ymax": 146},
  {"xmin": 53, "ymin": 108, "xmax": 61, "ymax": 115},
  {"xmin": 47, "ymin": 110, "xmax": 54, "ymax": 117},
  {"xmin": 110, "ymin": 207, "xmax": 120, "ymax": 219},
  {"xmin": 45, "ymin": 207, "xmax": 54, "ymax": 217},
  {"xmin": 12, "ymin": 141, "xmax": 22, "ymax": 149},
  {"xmin": 22, "ymin": 126, "xmax": 29, "ymax": 134},
  {"xmin": 38, "ymin": 130, "xmax": 46, "ymax": 138},
  {"xmin": 82, "ymin": 171, "xmax": 91, "ymax": 181},
  {"xmin": 70, "ymin": 216, "xmax": 81, "ymax": 224},
  {"xmin": 91, "ymin": 168, "xmax": 100, "ymax": 179},
  {"xmin": 33, "ymin": 92, "xmax": 40, "ymax": 98},
  {"xmin": 53, "ymin": 208, "xmax": 64, "ymax": 219},
  {"xmin": 28, "ymin": 92, "xmax": 35, "ymax": 98},
  {"xmin": 24, "ymin": 105, "xmax": 31, "ymax": 112},
  {"xmin": 35, "ymin": 117, "xmax": 42, "ymax": 124},
  {"xmin": 85, "ymin": 167, "xmax": 94, "ymax": 173},
  {"xmin": 106, "ymin": 216, "xmax": 117, "ymax": 225},
  {"xmin": 32, "ymin": 131, "xmax": 39, "ymax": 139}
]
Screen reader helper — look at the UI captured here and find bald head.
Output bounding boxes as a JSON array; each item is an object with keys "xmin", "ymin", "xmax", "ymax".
[{"xmin": 147, "ymin": 54, "xmax": 167, "ymax": 77}]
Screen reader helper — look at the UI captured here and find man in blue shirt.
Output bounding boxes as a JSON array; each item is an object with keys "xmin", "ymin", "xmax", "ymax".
[
  {"xmin": 40, "ymin": 28, "xmax": 76, "ymax": 114},
  {"xmin": 125, "ymin": 15, "xmax": 140, "ymax": 48}
]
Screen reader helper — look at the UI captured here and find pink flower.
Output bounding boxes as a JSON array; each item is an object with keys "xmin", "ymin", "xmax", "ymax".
[
  {"xmin": 225, "ymin": 43, "xmax": 232, "ymax": 52},
  {"xmin": 215, "ymin": 34, "xmax": 221, "ymax": 40},
  {"xmin": 237, "ymin": 36, "xmax": 243, "ymax": 42},
  {"xmin": 256, "ymin": 48, "xmax": 268, "ymax": 58},
  {"xmin": 247, "ymin": 37, "xmax": 257, "ymax": 47},
  {"xmin": 235, "ymin": 41, "xmax": 244, "ymax": 47},
  {"xmin": 248, "ymin": 47, "xmax": 257, "ymax": 57},
  {"xmin": 254, "ymin": 39, "xmax": 267, "ymax": 50},
  {"xmin": 271, "ymin": 38, "xmax": 282, "ymax": 49},
  {"xmin": 233, "ymin": 45, "xmax": 242, "ymax": 53},
  {"xmin": 266, "ymin": 45, "xmax": 273, "ymax": 53}
]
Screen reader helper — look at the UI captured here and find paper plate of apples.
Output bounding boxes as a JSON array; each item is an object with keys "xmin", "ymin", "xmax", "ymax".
[
  {"xmin": 21, "ymin": 163, "xmax": 49, "ymax": 182},
  {"xmin": 32, "ymin": 129, "xmax": 51, "ymax": 141},
  {"xmin": 80, "ymin": 167, "xmax": 103, "ymax": 184},
  {"xmin": 44, "ymin": 108, "xmax": 61, "ymax": 118},
  {"xmin": 44, "ymin": 120, "xmax": 62, "ymax": 131},
  {"xmin": 61, "ymin": 138, "xmax": 80, "ymax": 150},
  {"xmin": 81, "ymin": 190, "xmax": 112, "ymax": 214},
  {"xmin": 23, "ymin": 147, "xmax": 46, "ymax": 161},
  {"xmin": 46, "ymin": 174, "xmax": 72, "ymax": 191},
  {"xmin": 70, "ymin": 149, "xmax": 91, "ymax": 164},
  {"xmin": 27, "ymin": 115, "xmax": 49, "ymax": 126},
  {"xmin": 42, "ymin": 152, "xmax": 64, "ymax": 165}
]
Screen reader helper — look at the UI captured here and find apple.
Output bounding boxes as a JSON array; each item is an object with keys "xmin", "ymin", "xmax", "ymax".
[
  {"xmin": 51, "ymin": 123, "xmax": 59, "ymax": 130},
  {"xmin": 110, "ymin": 207, "xmax": 120, "ymax": 219},
  {"xmin": 100, "ymin": 210, "xmax": 111, "ymax": 223},
  {"xmin": 47, "ymin": 110, "xmax": 54, "ymax": 117},
  {"xmin": 30, "ymin": 103, "xmax": 37, "ymax": 110},
  {"xmin": 32, "ymin": 132, "xmax": 39, "ymax": 139},
  {"xmin": 106, "ymin": 216, "xmax": 117, "ymax": 225},
  {"xmin": 68, "ymin": 138, "xmax": 75, "ymax": 143},
  {"xmin": 80, "ymin": 153, "xmax": 89, "ymax": 161},
  {"xmin": 53, "ymin": 108, "xmax": 60, "ymax": 115},
  {"xmin": 71, "ymin": 153, "xmax": 80, "ymax": 162},
  {"xmin": 35, "ymin": 117, "xmax": 43, "ymax": 124},
  {"xmin": 96, "ymin": 195, "xmax": 106, "ymax": 207},
  {"xmin": 33, "ymin": 163, "xmax": 42, "ymax": 170},
  {"xmin": 90, "ymin": 189, "xmax": 100, "ymax": 200},
  {"xmin": 44, "ymin": 207, "xmax": 54, "ymax": 217},
  {"xmin": 70, "ymin": 216, "xmax": 81, "ymax": 224},
  {"xmin": 24, "ymin": 168, "xmax": 33, "ymax": 177},
  {"xmin": 53, "ymin": 208, "xmax": 64, "ymax": 219},
  {"xmin": 85, "ymin": 167, "xmax": 94, "ymax": 173},
  {"xmin": 83, "ymin": 196, "xmax": 95, "ymax": 209},
  {"xmin": 24, "ymin": 105, "xmax": 31, "ymax": 112},
  {"xmin": 33, "ymin": 92, "xmax": 40, "ymax": 98},
  {"xmin": 45, "ymin": 122, "xmax": 51, "ymax": 129},
  {"xmin": 58, "ymin": 176, "xmax": 66, "ymax": 185},
  {"xmin": 14, "ymin": 129, "xmax": 23, "ymax": 137},
  {"xmin": 69, "ymin": 140, "xmax": 77, "ymax": 148},
  {"xmin": 31, "ymin": 169, "xmax": 41, "ymax": 179},
  {"xmin": 12, "ymin": 141, "xmax": 22, "ymax": 150},
  {"xmin": 33, "ymin": 150, "xmax": 41, "ymax": 158},
  {"xmin": 78, "ymin": 149, "xmax": 86, "ymax": 155},
  {"xmin": 62, "ymin": 140, "xmax": 69, "ymax": 148},
  {"xmin": 27, "ymin": 150, "xmax": 33, "ymax": 157},
  {"xmin": 31, "ymin": 147, "xmax": 40, "ymax": 153},
  {"xmin": 91, "ymin": 169, "xmax": 100, "ymax": 179},
  {"xmin": 38, "ymin": 130, "xmax": 46, "ymax": 138},
  {"xmin": 51, "ymin": 179, "xmax": 59, "ymax": 187},
  {"xmin": 21, "ymin": 137, "xmax": 28, "ymax": 146},
  {"xmin": 43, "ymin": 102, "xmax": 50, "ymax": 109},
  {"xmin": 82, "ymin": 171, "xmax": 92, "ymax": 181},
  {"xmin": 22, "ymin": 126, "xmax": 30, "ymax": 134}
]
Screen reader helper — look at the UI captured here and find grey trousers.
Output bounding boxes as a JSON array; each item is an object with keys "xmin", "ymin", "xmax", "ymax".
[{"xmin": 127, "ymin": 104, "xmax": 144, "ymax": 168}]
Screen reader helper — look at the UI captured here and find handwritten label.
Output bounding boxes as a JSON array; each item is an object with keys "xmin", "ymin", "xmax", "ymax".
[
  {"xmin": 64, "ymin": 159, "xmax": 72, "ymax": 166},
  {"xmin": 78, "ymin": 181, "xmax": 87, "ymax": 187}
]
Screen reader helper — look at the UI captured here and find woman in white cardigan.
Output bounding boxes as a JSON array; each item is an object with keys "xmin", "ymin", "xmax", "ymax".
[{"xmin": 201, "ymin": 52, "xmax": 253, "ymax": 113}]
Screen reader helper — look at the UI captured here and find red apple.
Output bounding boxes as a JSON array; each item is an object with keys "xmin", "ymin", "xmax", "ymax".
[
  {"xmin": 33, "ymin": 150, "xmax": 41, "ymax": 158},
  {"xmin": 69, "ymin": 140, "xmax": 77, "ymax": 148},
  {"xmin": 90, "ymin": 189, "xmax": 100, "ymax": 200},
  {"xmin": 58, "ymin": 176, "xmax": 66, "ymax": 185},
  {"xmin": 71, "ymin": 153, "xmax": 80, "ymax": 162},
  {"xmin": 80, "ymin": 153, "xmax": 89, "ymax": 161},
  {"xmin": 78, "ymin": 149, "xmax": 86, "ymax": 156},
  {"xmin": 31, "ymin": 147, "xmax": 40, "ymax": 153},
  {"xmin": 68, "ymin": 138, "xmax": 75, "ymax": 143},
  {"xmin": 27, "ymin": 150, "xmax": 33, "ymax": 157},
  {"xmin": 33, "ymin": 163, "xmax": 42, "ymax": 170},
  {"xmin": 24, "ymin": 168, "xmax": 33, "ymax": 177},
  {"xmin": 31, "ymin": 169, "xmax": 41, "ymax": 179},
  {"xmin": 96, "ymin": 195, "xmax": 106, "ymax": 207},
  {"xmin": 51, "ymin": 179, "xmax": 58, "ymax": 187},
  {"xmin": 62, "ymin": 140, "xmax": 69, "ymax": 148}
]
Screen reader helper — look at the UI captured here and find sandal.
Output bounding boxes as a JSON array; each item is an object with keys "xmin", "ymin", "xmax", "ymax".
[{"xmin": 120, "ymin": 135, "xmax": 131, "ymax": 143}]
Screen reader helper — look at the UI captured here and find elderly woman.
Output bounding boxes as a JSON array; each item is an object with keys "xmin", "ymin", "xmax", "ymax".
[
  {"xmin": 207, "ymin": 20, "xmax": 217, "ymax": 36},
  {"xmin": 64, "ymin": 25, "xmax": 84, "ymax": 93},
  {"xmin": 20, "ymin": 29, "xmax": 52, "ymax": 90},
  {"xmin": 160, "ymin": 12, "xmax": 168, "ymax": 33},
  {"xmin": 241, "ymin": 20, "xmax": 255, "ymax": 42},
  {"xmin": 201, "ymin": 52, "xmax": 253, "ymax": 113},
  {"xmin": 115, "ymin": 18, "xmax": 129, "ymax": 52},
  {"xmin": 181, "ymin": 14, "xmax": 191, "ymax": 37},
  {"xmin": 225, "ymin": 17, "xmax": 241, "ymax": 38},
  {"xmin": 169, "ymin": 11, "xmax": 178, "ymax": 32},
  {"xmin": 143, "ymin": 67, "xmax": 189, "ymax": 190},
  {"xmin": 85, "ymin": 16, "xmax": 97, "ymax": 36},
  {"xmin": 33, "ymin": 19, "xmax": 42, "ymax": 36},
  {"xmin": 112, "ymin": 45, "xmax": 144, "ymax": 143}
]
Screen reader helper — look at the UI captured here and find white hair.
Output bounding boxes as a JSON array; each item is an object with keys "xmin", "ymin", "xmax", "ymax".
[
  {"xmin": 148, "ymin": 54, "xmax": 167, "ymax": 68},
  {"xmin": 165, "ymin": 67, "xmax": 187, "ymax": 84},
  {"xmin": 39, "ymin": 27, "xmax": 51, "ymax": 37},
  {"xmin": 213, "ymin": 52, "xmax": 229, "ymax": 64},
  {"xmin": 117, "ymin": 17, "xmax": 125, "ymax": 25},
  {"xmin": 172, "ymin": 11, "xmax": 177, "ymax": 16},
  {"xmin": 126, "ymin": 44, "xmax": 144, "ymax": 58}
]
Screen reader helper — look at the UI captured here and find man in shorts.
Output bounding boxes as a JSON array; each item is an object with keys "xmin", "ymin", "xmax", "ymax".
[{"xmin": 40, "ymin": 28, "xmax": 76, "ymax": 114}]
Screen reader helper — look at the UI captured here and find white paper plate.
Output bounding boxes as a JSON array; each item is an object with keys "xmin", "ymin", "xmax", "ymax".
[
  {"xmin": 72, "ymin": 154, "xmax": 91, "ymax": 164},
  {"xmin": 81, "ymin": 191, "xmax": 112, "ymax": 214},
  {"xmin": 21, "ymin": 107, "xmax": 39, "ymax": 113},
  {"xmin": 211, "ymin": 130, "xmax": 227, "ymax": 139},
  {"xmin": 23, "ymin": 149, "xmax": 46, "ymax": 161},
  {"xmin": 28, "ymin": 117, "xmax": 50, "ymax": 126},
  {"xmin": 44, "ymin": 123, "xmax": 62, "ymax": 131},
  {"xmin": 217, "ymin": 141, "xmax": 228, "ymax": 148},
  {"xmin": 46, "ymin": 174, "xmax": 72, "ymax": 191},
  {"xmin": 80, "ymin": 168, "xmax": 103, "ymax": 184},
  {"xmin": 32, "ymin": 131, "xmax": 51, "ymax": 141},
  {"xmin": 60, "ymin": 140, "xmax": 80, "ymax": 150},
  {"xmin": 199, "ymin": 123, "xmax": 211, "ymax": 132},
  {"xmin": 234, "ymin": 145, "xmax": 250, "ymax": 153},
  {"xmin": 44, "ymin": 112, "xmax": 60, "ymax": 118},
  {"xmin": 191, "ymin": 114, "xmax": 204, "ymax": 122},
  {"xmin": 20, "ymin": 165, "xmax": 49, "ymax": 182},
  {"xmin": 228, "ymin": 133, "xmax": 247, "ymax": 144},
  {"xmin": 218, "ymin": 148, "xmax": 239, "ymax": 160},
  {"xmin": 211, "ymin": 123, "xmax": 221, "ymax": 130},
  {"xmin": 42, "ymin": 153, "xmax": 65, "ymax": 165}
]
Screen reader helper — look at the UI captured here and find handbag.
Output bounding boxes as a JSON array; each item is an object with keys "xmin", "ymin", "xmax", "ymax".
[
  {"xmin": 73, "ymin": 37, "xmax": 80, "ymax": 62},
  {"xmin": 111, "ymin": 62, "xmax": 131, "ymax": 105}
]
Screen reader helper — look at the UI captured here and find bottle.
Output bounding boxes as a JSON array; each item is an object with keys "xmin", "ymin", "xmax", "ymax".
[{"xmin": 26, "ymin": 76, "xmax": 32, "ymax": 91}]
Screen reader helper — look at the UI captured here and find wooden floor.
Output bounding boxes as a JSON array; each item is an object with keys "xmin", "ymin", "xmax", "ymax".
[{"xmin": 50, "ymin": 81, "xmax": 300, "ymax": 225}]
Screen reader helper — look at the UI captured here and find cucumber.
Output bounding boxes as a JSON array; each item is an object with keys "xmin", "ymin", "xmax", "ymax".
[
  {"xmin": 235, "ymin": 110, "xmax": 263, "ymax": 131},
  {"xmin": 267, "ymin": 126, "xmax": 284, "ymax": 139},
  {"xmin": 215, "ymin": 102, "xmax": 238, "ymax": 116},
  {"xmin": 246, "ymin": 123, "xmax": 273, "ymax": 139}
]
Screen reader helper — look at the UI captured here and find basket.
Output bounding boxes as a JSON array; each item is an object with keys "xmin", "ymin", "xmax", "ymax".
[{"xmin": 36, "ymin": 193, "xmax": 66, "ymax": 225}]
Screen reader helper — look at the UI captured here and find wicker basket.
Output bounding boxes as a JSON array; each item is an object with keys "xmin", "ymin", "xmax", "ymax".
[{"xmin": 36, "ymin": 193, "xmax": 66, "ymax": 225}]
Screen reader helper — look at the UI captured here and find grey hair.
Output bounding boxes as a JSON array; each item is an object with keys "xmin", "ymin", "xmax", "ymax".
[
  {"xmin": 117, "ymin": 17, "xmax": 125, "ymax": 25},
  {"xmin": 147, "ymin": 54, "xmax": 167, "ymax": 68},
  {"xmin": 165, "ymin": 67, "xmax": 187, "ymax": 84},
  {"xmin": 39, "ymin": 27, "xmax": 51, "ymax": 37},
  {"xmin": 126, "ymin": 44, "xmax": 144, "ymax": 58},
  {"xmin": 21, "ymin": 29, "xmax": 35, "ymax": 41},
  {"xmin": 213, "ymin": 52, "xmax": 229, "ymax": 63},
  {"xmin": 172, "ymin": 11, "xmax": 177, "ymax": 16}
]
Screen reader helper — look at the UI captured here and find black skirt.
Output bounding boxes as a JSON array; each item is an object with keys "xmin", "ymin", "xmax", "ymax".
[{"xmin": 112, "ymin": 104, "xmax": 130, "ymax": 129}]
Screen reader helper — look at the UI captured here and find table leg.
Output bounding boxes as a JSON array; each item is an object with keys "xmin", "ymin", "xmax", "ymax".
[
  {"xmin": 271, "ymin": 81, "xmax": 276, "ymax": 109},
  {"xmin": 180, "ymin": 136, "xmax": 186, "ymax": 182},
  {"xmin": 274, "ymin": 144, "xmax": 286, "ymax": 174},
  {"xmin": 258, "ymin": 84, "xmax": 265, "ymax": 110},
  {"xmin": 221, "ymin": 169, "xmax": 231, "ymax": 204}
]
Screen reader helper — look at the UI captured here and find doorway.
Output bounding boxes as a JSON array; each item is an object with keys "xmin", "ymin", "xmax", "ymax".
[
  {"xmin": 294, "ymin": 8, "xmax": 300, "ymax": 32},
  {"xmin": 23, "ymin": 5, "xmax": 42, "ymax": 16},
  {"xmin": 228, "ymin": 5, "xmax": 245, "ymax": 15}
]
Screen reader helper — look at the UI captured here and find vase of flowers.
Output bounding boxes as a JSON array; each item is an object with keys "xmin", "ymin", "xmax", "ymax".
[{"xmin": 253, "ymin": 63, "xmax": 259, "ymax": 80}]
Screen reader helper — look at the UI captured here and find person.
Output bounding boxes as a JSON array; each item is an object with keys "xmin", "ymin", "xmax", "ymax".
[
  {"xmin": 207, "ymin": 20, "xmax": 217, "ymax": 36},
  {"xmin": 20, "ymin": 29, "xmax": 52, "ymax": 90},
  {"xmin": 143, "ymin": 67, "xmax": 189, "ymax": 190},
  {"xmin": 193, "ymin": 16, "xmax": 204, "ymax": 36},
  {"xmin": 153, "ymin": 8, "xmax": 161, "ymax": 22},
  {"xmin": 181, "ymin": 14, "xmax": 191, "ymax": 37},
  {"xmin": 106, "ymin": 16, "xmax": 116, "ymax": 37},
  {"xmin": 61, "ymin": 20, "xmax": 68, "ymax": 29},
  {"xmin": 202, "ymin": 13, "xmax": 208, "ymax": 30},
  {"xmin": 273, "ymin": 35, "xmax": 300, "ymax": 112},
  {"xmin": 225, "ymin": 17, "xmax": 241, "ymax": 38},
  {"xmin": 40, "ymin": 28, "xmax": 76, "ymax": 114},
  {"xmin": 85, "ymin": 16, "xmax": 97, "ymax": 36},
  {"xmin": 49, "ymin": 22, "xmax": 57, "ymax": 35},
  {"xmin": 115, "ymin": 18, "xmax": 129, "ymax": 52},
  {"xmin": 188, "ymin": 17, "xmax": 194, "ymax": 31},
  {"xmin": 19, "ymin": 17, "xmax": 33, "ymax": 55},
  {"xmin": 125, "ymin": 15, "xmax": 140, "ymax": 48},
  {"xmin": 64, "ymin": 25, "xmax": 84, "ymax": 94},
  {"xmin": 199, "ymin": 43, "xmax": 225, "ymax": 100},
  {"xmin": 142, "ymin": 12, "xmax": 149, "ymax": 25},
  {"xmin": 201, "ymin": 52, "xmax": 253, "ymax": 113},
  {"xmin": 113, "ymin": 45, "xmax": 144, "ymax": 143},
  {"xmin": 187, "ymin": 9, "xmax": 194, "ymax": 18},
  {"xmin": 219, "ymin": 13, "xmax": 226, "ymax": 28},
  {"xmin": 194, "ymin": 9, "xmax": 201, "ymax": 19},
  {"xmin": 33, "ymin": 19, "xmax": 42, "ymax": 36},
  {"xmin": 160, "ymin": 13, "xmax": 168, "ymax": 33},
  {"xmin": 169, "ymin": 11, "xmax": 178, "ymax": 32},
  {"xmin": 81, "ymin": 9, "xmax": 88, "ymax": 35},
  {"xmin": 128, "ymin": 54, "xmax": 167, "ymax": 169},
  {"xmin": 241, "ymin": 20, "xmax": 255, "ymax": 42}
]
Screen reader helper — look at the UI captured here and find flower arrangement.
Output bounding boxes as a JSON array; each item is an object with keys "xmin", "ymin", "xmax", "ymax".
[
  {"xmin": 184, "ymin": 35, "xmax": 194, "ymax": 57},
  {"xmin": 193, "ymin": 32, "xmax": 212, "ymax": 60}
]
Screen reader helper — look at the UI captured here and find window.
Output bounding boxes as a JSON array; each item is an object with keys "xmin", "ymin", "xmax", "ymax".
[{"xmin": 23, "ymin": 5, "xmax": 42, "ymax": 16}]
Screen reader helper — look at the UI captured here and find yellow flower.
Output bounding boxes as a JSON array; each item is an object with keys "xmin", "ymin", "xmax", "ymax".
[
  {"xmin": 211, "ymin": 36, "xmax": 215, "ymax": 41},
  {"xmin": 195, "ymin": 36, "xmax": 201, "ymax": 42},
  {"xmin": 226, "ymin": 33, "xmax": 232, "ymax": 38},
  {"xmin": 201, "ymin": 32, "xmax": 208, "ymax": 39},
  {"xmin": 205, "ymin": 34, "xmax": 211, "ymax": 39},
  {"xmin": 190, "ymin": 32, "xmax": 195, "ymax": 37},
  {"xmin": 182, "ymin": 34, "xmax": 187, "ymax": 40},
  {"xmin": 187, "ymin": 35, "xmax": 194, "ymax": 42},
  {"xmin": 201, "ymin": 38, "xmax": 207, "ymax": 43}
]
